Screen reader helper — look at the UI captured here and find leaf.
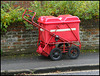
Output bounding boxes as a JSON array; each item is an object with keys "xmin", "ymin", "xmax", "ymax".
[
  {"xmin": 4, "ymin": 22, "xmax": 8, "ymax": 28},
  {"xmin": 3, "ymin": 28, "xmax": 7, "ymax": 32}
]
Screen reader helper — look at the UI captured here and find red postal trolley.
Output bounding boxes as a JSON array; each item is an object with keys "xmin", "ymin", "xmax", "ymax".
[{"xmin": 22, "ymin": 9, "xmax": 81, "ymax": 61}]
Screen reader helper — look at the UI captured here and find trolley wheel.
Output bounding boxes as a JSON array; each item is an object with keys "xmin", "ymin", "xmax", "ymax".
[
  {"xmin": 68, "ymin": 46, "xmax": 80, "ymax": 59},
  {"xmin": 50, "ymin": 48, "xmax": 62, "ymax": 61}
]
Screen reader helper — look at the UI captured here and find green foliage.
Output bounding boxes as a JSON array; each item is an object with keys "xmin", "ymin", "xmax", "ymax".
[
  {"xmin": 1, "ymin": 2, "xmax": 25, "ymax": 32},
  {"xmin": 1, "ymin": 1, "xmax": 99, "ymax": 32},
  {"xmin": 30, "ymin": 1, "xmax": 99, "ymax": 20}
]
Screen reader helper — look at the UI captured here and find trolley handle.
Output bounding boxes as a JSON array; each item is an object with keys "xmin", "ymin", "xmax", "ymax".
[
  {"xmin": 24, "ymin": 14, "xmax": 33, "ymax": 18},
  {"xmin": 22, "ymin": 9, "xmax": 36, "ymax": 23},
  {"xmin": 27, "ymin": 9, "xmax": 34, "ymax": 13}
]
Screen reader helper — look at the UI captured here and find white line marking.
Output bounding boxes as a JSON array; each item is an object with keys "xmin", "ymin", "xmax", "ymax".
[
  {"xmin": 33, "ymin": 70, "xmax": 99, "ymax": 75},
  {"xmin": 50, "ymin": 28, "xmax": 76, "ymax": 32}
]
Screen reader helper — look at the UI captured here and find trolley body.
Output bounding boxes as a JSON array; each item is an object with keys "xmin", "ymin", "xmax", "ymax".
[
  {"xmin": 22, "ymin": 9, "xmax": 81, "ymax": 60},
  {"xmin": 38, "ymin": 15, "xmax": 80, "ymax": 43}
]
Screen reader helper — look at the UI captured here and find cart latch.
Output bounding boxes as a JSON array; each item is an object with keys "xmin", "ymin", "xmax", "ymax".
[{"xmin": 55, "ymin": 35, "xmax": 59, "ymax": 41}]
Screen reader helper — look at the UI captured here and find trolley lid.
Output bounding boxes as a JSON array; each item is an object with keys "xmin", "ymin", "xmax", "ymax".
[
  {"xmin": 58, "ymin": 15, "xmax": 80, "ymax": 23},
  {"xmin": 38, "ymin": 15, "xmax": 80, "ymax": 24}
]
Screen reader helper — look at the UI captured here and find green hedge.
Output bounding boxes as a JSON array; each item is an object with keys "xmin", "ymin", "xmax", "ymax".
[
  {"xmin": 30, "ymin": 1, "xmax": 99, "ymax": 20},
  {"xmin": 1, "ymin": 1, "xmax": 99, "ymax": 32}
]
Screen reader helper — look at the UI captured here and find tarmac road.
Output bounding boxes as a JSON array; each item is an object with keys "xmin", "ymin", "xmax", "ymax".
[{"xmin": 1, "ymin": 52, "xmax": 99, "ymax": 71}]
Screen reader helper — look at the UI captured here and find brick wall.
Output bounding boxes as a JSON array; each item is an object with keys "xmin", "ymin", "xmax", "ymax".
[
  {"xmin": 1, "ymin": 23, "xmax": 38, "ymax": 55},
  {"xmin": 1, "ymin": 20, "xmax": 99, "ymax": 55},
  {"xmin": 80, "ymin": 28, "xmax": 99, "ymax": 50}
]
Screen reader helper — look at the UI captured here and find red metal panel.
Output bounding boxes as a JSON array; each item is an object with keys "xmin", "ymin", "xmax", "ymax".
[{"xmin": 38, "ymin": 15, "xmax": 80, "ymax": 43}]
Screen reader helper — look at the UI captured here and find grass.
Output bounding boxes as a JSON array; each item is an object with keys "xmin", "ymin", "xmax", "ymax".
[
  {"xmin": 1, "ymin": 52, "xmax": 39, "ymax": 60},
  {"xmin": 1, "ymin": 49, "xmax": 99, "ymax": 59},
  {"xmin": 81, "ymin": 49, "xmax": 99, "ymax": 53}
]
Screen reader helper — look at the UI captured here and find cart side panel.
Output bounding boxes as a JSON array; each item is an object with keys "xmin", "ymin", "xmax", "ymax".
[
  {"xmin": 38, "ymin": 15, "xmax": 80, "ymax": 43},
  {"xmin": 44, "ymin": 23, "xmax": 80, "ymax": 43},
  {"xmin": 39, "ymin": 24, "xmax": 46, "ymax": 43}
]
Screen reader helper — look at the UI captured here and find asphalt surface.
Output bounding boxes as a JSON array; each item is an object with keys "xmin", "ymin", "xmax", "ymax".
[{"xmin": 1, "ymin": 52, "xmax": 99, "ymax": 71}]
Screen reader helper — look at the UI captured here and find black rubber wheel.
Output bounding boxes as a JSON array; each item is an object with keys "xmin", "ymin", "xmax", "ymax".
[
  {"xmin": 50, "ymin": 48, "xmax": 62, "ymax": 61},
  {"xmin": 68, "ymin": 46, "xmax": 80, "ymax": 59}
]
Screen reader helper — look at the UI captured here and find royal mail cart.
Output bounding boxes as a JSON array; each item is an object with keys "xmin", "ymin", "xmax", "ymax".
[{"xmin": 22, "ymin": 9, "xmax": 81, "ymax": 61}]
